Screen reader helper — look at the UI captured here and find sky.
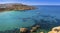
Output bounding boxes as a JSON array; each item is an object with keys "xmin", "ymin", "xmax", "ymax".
[{"xmin": 0, "ymin": 0, "xmax": 60, "ymax": 5}]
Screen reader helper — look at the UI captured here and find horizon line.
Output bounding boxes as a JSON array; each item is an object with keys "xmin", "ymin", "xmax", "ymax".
[{"xmin": 0, "ymin": 3, "xmax": 60, "ymax": 5}]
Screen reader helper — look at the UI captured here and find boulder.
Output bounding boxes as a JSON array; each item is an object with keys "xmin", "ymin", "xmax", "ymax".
[
  {"xmin": 20, "ymin": 28, "xmax": 28, "ymax": 33},
  {"xmin": 40, "ymin": 32, "xmax": 44, "ymax": 33},
  {"xmin": 48, "ymin": 31, "xmax": 57, "ymax": 33},
  {"xmin": 58, "ymin": 31, "xmax": 60, "ymax": 33},
  {"xmin": 52, "ymin": 26, "xmax": 60, "ymax": 31},
  {"xmin": 48, "ymin": 26, "xmax": 60, "ymax": 33}
]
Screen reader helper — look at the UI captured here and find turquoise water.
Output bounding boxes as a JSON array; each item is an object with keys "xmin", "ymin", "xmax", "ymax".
[
  {"xmin": 0, "ymin": 5, "xmax": 60, "ymax": 32},
  {"xmin": 0, "ymin": 11, "xmax": 36, "ymax": 31}
]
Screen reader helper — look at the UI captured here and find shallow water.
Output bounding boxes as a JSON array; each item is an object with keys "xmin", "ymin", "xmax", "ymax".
[
  {"xmin": 0, "ymin": 11, "xmax": 36, "ymax": 31},
  {"xmin": 0, "ymin": 5, "xmax": 60, "ymax": 33}
]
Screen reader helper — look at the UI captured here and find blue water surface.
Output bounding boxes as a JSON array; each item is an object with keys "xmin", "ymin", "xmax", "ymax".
[{"xmin": 0, "ymin": 5, "xmax": 60, "ymax": 31}]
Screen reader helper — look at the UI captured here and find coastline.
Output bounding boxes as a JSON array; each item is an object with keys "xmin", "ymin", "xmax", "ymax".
[{"xmin": 0, "ymin": 3, "xmax": 35, "ymax": 12}]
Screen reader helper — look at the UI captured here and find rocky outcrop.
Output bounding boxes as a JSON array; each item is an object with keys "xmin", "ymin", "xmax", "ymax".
[
  {"xmin": 0, "ymin": 3, "xmax": 35, "ymax": 12},
  {"xmin": 30, "ymin": 25, "xmax": 40, "ymax": 33},
  {"xmin": 48, "ymin": 26, "xmax": 60, "ymax": 33},
  {"xmin": 40, "ymin": 32, "xmax": 44, "ymax": 33},
  {"xmin": 20, "ymin": 28, "xmax": 28, "ymax": 33}
]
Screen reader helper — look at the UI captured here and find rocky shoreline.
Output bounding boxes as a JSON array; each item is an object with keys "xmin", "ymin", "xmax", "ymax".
[{"xmin": 0, "ymin": 3, "xmax": 35, "ymax": 12}]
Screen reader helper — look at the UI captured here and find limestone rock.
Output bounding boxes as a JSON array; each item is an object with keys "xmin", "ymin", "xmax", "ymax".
[
  {"xmin": 30, "ymin": 29, "xmax": 36, "ymax": 32},
  {"xmin": 32, "ymin": 27, "xmax": 37, "ymax": 30},
  {"xmin": 20, "ymin": 28, "xmax": 28, "ymax": 33},
  {"xmin": 48, "ymin": 31, "xmax": 57, "ymax": 33},
  {"xmin": 0, "ymin": 3, "xmax": 35, "ymax": 11},
  {"xmin": 48, "ymin": 26, "xmax": 60, "ymax": 33},
  {"xmin": 52, "ymin": 26, "xmax": 60, "ymax": 31},
  {"xmin": 40, "ymin": 32, "xmax": 44, "ymax": 33}
]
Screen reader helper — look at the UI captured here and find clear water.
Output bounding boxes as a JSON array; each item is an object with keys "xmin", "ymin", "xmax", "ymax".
[
  {"xmin": 0, "ymin": 11, "xmax": 35, "ymax": 31},
  {"xmin": 0, "ymin": 5, "xmax": 60, "ymax": 32}
]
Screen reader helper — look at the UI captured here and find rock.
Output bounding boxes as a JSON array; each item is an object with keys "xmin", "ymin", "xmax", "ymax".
[
  {"xmin": 48, "ymin": 31, "xmax": 57, "ymax": 33},
  {"xmin": 58, "ymin": 31, "xmax": 60, "ymax": 33},
  {"xmin": 20, "ymin": 28, "xmax": 28, "ymax": 33},
  {"xmin": 32, "ymin": 27, "xmax": 37, "ymax": 30},
  {"xmin": 30, "ymin": 26, "xmax": 40, "ymax": 33},
  {"xmin": 52, "ymin": 26, "xmax": 60, "ymax": 31},
  {"xmin": 30, "ymin": 29, "xmax": 36, "ymax": 32},
  {"xmin": 48, "ymin": 26, "xmax": 60, "ymax": 33},
  {"xmin": 0, "ymin": 3, "xmax": 35, "ymax": 11},
  {"xmin": 30, "ymin": 27, "xmax": 37, "ymax": 32},
  {"xmin": 35, "ymin": 25, "xmax": 40, "ymax": 29},
  {"xmin": 40, "ymin": 32, "xmax": 44, "ymax": 33}
]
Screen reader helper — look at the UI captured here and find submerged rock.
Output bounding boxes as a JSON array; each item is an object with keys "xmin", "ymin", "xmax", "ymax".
[
  {"xmin": 30, "ymin": 29, "xmax": 36, "ymax": 32},
  {"xmin": 30, "ymin": 27, "xmax": 37, "ymax": 32},
  {"xmin": 35, "ymin": 25, "xmax": 40, "ymax": 29},
  {"xmin": 30, "ymin": 26, "xmax": 40, "ymax": 33},
  {"xmin": 32, "ymin": 27, "xmax": 37, "ymax": 30}
]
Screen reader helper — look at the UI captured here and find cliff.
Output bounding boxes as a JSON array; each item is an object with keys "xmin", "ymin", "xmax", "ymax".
[{"xmin": 0, "ymin": 3, "xmax": 35, "ymax": 11}]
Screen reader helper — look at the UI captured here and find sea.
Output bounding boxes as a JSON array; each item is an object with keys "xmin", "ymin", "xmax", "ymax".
[{"xmin": 0, "ymin": 5, "xmax": 60, "ymax": 33}]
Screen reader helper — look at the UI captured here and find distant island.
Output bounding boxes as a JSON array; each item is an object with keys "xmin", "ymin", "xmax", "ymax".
[{"xmin": 0, "ymin": 3, "xmax": 35, "ymax": 12}]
